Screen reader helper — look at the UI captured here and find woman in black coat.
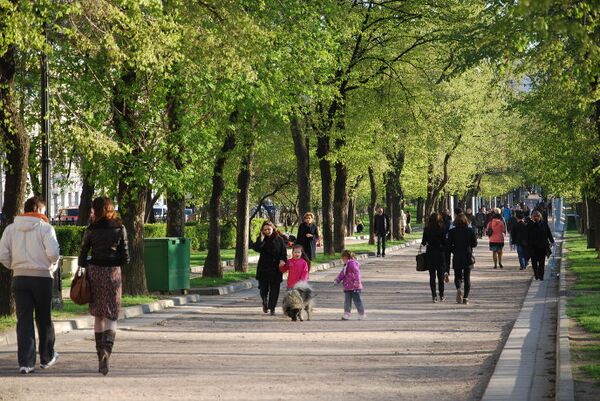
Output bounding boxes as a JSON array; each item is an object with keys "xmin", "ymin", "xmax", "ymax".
[
  {"xmin": 421, "ymin": 213, "xmax": 447, "ymax": 302},
  {"xmin": 526, "ymin": 210, "xmax": 555, "ymax": 280},
  {"xmin": 296, "ymin": 212, "xmax": 319, "ymax": 260},
  {"xmin": 447, "ymin": 213, "xmax": 478, "ymax": 305},
  {"xmin": 250, "ymin": 221, "xmax": 287, "ymax": 315}
]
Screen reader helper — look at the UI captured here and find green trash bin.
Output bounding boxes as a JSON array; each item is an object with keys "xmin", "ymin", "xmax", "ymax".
[{"xmin": 144, "ymin": 237, "xmax": 190, "ymax": 292}]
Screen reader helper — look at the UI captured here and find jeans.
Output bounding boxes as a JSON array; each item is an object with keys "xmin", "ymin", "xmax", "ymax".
[
  {"xmin": 376, "ymin": 234, "xmax": 386, "ymax": 256},
  {"xmin": 454, "ymin": 267, "xmax": 471, "ymax": 299},
  {"xmin": 258, "ymin": 279, "xmax": 281, "ymax": 311},
  {"xmin": 515, "ymin": 244, "xmax": 529, "ymax": 268},
  {"xmin": 344, "ymin": 290, "xmax": 365, "ymax": 315},
  {"xmin": 428, "ymin": 265, "xmax": 445, "ymax": 298},
  {"xmin": 12, "ymin": 276, "xmax": 56, "ymax": 368}
]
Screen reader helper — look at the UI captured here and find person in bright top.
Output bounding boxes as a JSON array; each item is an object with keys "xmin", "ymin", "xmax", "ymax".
[
  {"xmin": 0, "ymin": 196, "xmax": 60, "ymax": 374},
  {"xmin": 280, "ymin": 244, "xmax": 310, "ymax": 289},
  {"xmin": 486, "ymin": 208, "xmax": 507, "ymax": 269},
  {"xmin": 334, "ymin": 250, "xmax": 366, "ymax": 320}
]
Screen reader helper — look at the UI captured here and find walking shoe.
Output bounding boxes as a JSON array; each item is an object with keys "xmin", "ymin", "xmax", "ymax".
[
  {"xmin": 440, "ymin": 296, "xmax": 446, "ymax": 302},
  {"xmin": 499, "ymin": 263, "xmax": 504, "ymax": 269},
  {"xmin": 444, "ymin": 273, "xmax": 449, "ymax": 283},
  {"xmin": 376, "ymin": 254, "xmax": 381, "ymax": 257},
  {"xmin": 358, "ymin": 313, "xmax": 367, "ymax": 320},
  {"xmin": 493, "ymin": 265, "xmax": 497, "ymax": 269},
  {"xmin": 270, "ymin": 309, "xmax": 275, "ymax": 316},
  {"xmin": 19, "ymin": 366, "xmax": 34, "ymax": 374},
  {"xmin": 462, "ymin": 298, "xmax": 469, "ymax": 305},
  {"xmin": 432, "ymin": 296, "xmax": 438, "ymax": 303},
  {"xmin": 456, "ymin": 289, "xmax": 463, "ymax": 304},
  {"xmin": 341, "ymin": 313, "xmax": 351, "ymax": 320},
  {"xmin": 40, "ymin": 352, "xmax": 59, "ymax": 369},
  {"xmin": 382, "ymin": 254, "xmax": 386, "ymax": 258}
]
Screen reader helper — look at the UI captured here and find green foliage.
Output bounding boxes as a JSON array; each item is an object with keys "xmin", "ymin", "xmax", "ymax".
[
  {"xmin": 54, "ymin": 226, "xmax": 86, "ymax": 256},
  {"xmin": 144, "ymin": 223, "xmax": 167, "ymax": 238}
]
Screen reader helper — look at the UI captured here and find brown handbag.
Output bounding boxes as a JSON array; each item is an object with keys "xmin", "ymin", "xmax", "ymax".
[{"xmin": 70, "ymin": 266, "xmax": 91, "ymax": 305}]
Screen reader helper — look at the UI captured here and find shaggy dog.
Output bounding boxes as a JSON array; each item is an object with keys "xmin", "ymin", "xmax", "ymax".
[{"xmin": 282, "ymin": 281, "xmax": 315, "ymax": 321}]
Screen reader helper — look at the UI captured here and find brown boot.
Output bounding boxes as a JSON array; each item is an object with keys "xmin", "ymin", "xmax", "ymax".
[
  {"xmin": 94, "ymin": 332, "xmax": 103, "ymax": 372},
  {"xmin": 99, "ymin": 330, "xmax": 116, "ymax": 376}
]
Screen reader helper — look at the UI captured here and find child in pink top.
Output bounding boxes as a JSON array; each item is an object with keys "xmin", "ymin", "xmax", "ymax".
[{"xmin": 280, "ymin": 245, "xmax": 310, "ymax": 289}]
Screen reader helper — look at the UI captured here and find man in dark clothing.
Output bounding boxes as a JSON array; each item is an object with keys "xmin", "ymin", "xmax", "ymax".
[
  {"xmin": 510, "ymin": 210, "xmax": 529, "ymax": 270},
  {"xmin": 475, "ymin": 207, "xmax": 486, "ymax": 238},
  {"xmin": 374, "ymin": 208, "xmax": 390, "ymax": 257}
]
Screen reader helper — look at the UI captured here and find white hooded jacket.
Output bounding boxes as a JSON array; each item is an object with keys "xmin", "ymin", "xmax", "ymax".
[{"xmin": 0, "ymin": 215, "xmax": 60, "ymax": 278}]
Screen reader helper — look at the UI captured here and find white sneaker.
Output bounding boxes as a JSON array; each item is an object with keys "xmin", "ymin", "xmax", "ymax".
[
  {"xmin": 19, "ymin": 366, "xmax": 35, "ymax": 374},
  {"xmin": 358, "ymin": 313, "xmax": 367, "ymax": 320},
  {"xmin": 341, "ymin": 313, "xmax": 351, "ymax": 320},
  {"xmin": 40, "ymin": 352, "xmax": 59, "ymax": 369}
]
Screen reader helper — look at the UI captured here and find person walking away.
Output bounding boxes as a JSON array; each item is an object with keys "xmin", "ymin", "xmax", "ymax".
[
  {"xmin": 280, "ymin": 244, "xmax": 310, "ymax": 289},
  {"xmin": 334, "ymin": 250, "xmax": 366, "ymax": 320},
  {"xmin": 78, "ymin": 196, "xmax": 129, "ymax": 375},
  {"xmin": 465, "ymin": 208, "xmax": 476, "ymax": 229},
  {"xmin": 405, "ymin": 210, "xmax": 412, "ymax": 234},
  {"xmin": 373, "ymin": 208, "xmax": 390, "ymax": 257},
  {"xmin": 510, "ymin": 210, "xmax": 529, "ymax": 270},
  {"xmin": 0, "ymin": 196, "xmax": 60, "ymax": 374},
  {"xmin": 251, "ymin": 221, "xmax": 287, "ymax": 315},
  {"xmin": 296, "ymin": 212, "xmax": 319, "ymax": 260},
  {"xmin": 447, "ymin": 213, "xmax": 478, "ymax": 304},
  {"xmin": 526, "ymin": 210, "xmax": 555, "ymax": 280},
  {"xmin": 421, "ymin": 213, "xmax": 446, "ymax": 302},
  {"xmin": 475, "ymin": 207, "xmax": 486, "ymax": 238},
  {"xmin": 486, "ymin": 209, "xmax": 507, "ymax": 269},
  {"xmin": 502, "ymin": 204, "xmax": 512, "ymax": 224}
]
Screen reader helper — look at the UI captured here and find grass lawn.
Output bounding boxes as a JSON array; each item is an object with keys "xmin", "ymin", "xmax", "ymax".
[
  {"xmin": 190, "ymin": 268, "xmax": 256, "ymax": 287},
  {"xmin": 564, "ymin": 230, "xmax": 600, "ymax": 383},
  {"xmin": 190, "ymin": 249, "xmax": 259, "ymax": 267}
]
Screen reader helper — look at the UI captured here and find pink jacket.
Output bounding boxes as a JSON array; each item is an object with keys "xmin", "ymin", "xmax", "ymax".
[
  {"xmin": 487, "ymin": 218, "xmax": 506, "ymax": 244},
  {"xmin": 280, "ymin": 258, "xmax": 309, "ymax": 289},
  {"xmin": 335, "ymin": 259, "xmax": 363, "ymax": 291}
]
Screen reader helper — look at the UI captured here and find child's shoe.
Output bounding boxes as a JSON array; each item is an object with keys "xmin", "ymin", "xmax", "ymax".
[
  {"xmin": 341, "ymin": 313, "xmax": 351, "ymax": 320},
  {"xmin": 358, "ymin": 313, "xmax": 367, "ymax": 320}
]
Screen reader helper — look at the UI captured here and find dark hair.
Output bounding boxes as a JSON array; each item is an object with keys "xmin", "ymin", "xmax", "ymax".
[
  {"xmin": 292, "ymin": 244, "xmax": 311, "ymax": 272},
  {"xmin": 260, "ymin": 221, "xmax": 277, "ymax": 238},
  {"xmin": 92, "ymin": 196, "xmax": 119, "ymax": 222},
  {"xmin": 453, "ymin": 213, "xmax": 468, "ymax": 227},
  {"xmin": 454, "ymin": 207, "xmax": 463, "ymax": 216},
  {"xmin": 24, "ymin": 196, "xmax": 46, "ymax": 213},
  {"xmin": 426, "ymin": 213, "xmax": 442, "ymax": 229},
  {"xmin": 515, "ymin": 210, "xmax": 524, "ymax": 219}
]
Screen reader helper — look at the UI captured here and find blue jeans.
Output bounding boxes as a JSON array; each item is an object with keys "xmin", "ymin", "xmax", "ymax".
[
  {"xmin": 344, "ymin": 290, "xmax": 365, "ymax": 315},
  {"xmin": 515, "ymin": 244, "xmax": 529, "ymax": 268}
]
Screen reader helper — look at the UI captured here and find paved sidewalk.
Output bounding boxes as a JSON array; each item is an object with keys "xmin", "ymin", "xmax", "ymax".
[{"xmin": 0, "ymin": 237, "xmax": 532, "ymax": 401}]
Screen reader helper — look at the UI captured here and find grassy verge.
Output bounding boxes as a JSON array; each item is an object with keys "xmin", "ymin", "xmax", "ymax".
[
  {"xmin": 190, "ymin": 268, "xmax": 256, "ymax": 287},
  {"xmin": 190, "ymin": 249, "xmax": 259, "ymax": 267},
  {"xmin": 564, "ymin": 230, "xmax": 600, "ymax": 383}
]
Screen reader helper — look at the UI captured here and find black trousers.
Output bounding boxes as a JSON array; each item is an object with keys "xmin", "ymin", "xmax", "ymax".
[
  {"xmin": 530, "ymin": 250, "xmax": 547, "ymax": 280},
  {"xmin": 376, "ymin": 234, "xmax": 386, "ymax": 255},
  {"xmin": 12, "ymin": 276, "xmax": 56, "ymax": 368},
  {"xmin": 258, "ymin": 279, "xmax": 281, "ymax": 311},
  {"xmin": 428, "ymin": 265, "xmax": 445, "ymax": 298},
  {"xmin": 454, "ymin": 267, "xmax": 471, "ymax": 299}
]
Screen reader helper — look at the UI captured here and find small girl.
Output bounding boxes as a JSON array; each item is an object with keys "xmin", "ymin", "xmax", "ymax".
[
  {"xmin": 334, "ymin": 250, "xmax": 366, "ymax": 320},
  {"xmin": 280, "ymin": 244, "xmax": 310, "ymax": 289}
]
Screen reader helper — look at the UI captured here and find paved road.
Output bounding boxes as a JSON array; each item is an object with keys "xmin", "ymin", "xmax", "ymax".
[{"xmin": 0, "ymin": 239, "xmax": 532, "ymax": 401}]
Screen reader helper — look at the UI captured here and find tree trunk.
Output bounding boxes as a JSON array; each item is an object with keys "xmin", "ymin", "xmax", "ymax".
[
  {"xmin": 333, "ymin": 159, "xmax": 348, "ymax": 252},
  {"xmin": 347, "ymin": 197, "xmax": 355, "ymax": 236},
  {"xmin": 77, "ymin": 170, "xmax": 95, "ymax": 226},
  {"xmin": 166, "ymin": 192, "xmax": 185, "ymax": 237},
  {"xmin": 234, "ymin": 145, "xmax": 254, "ymax": 273},
  {"xmin": 317, "ymin": 134, "xmax": 334, "ymax": 255},
  {"xmin": 385, "ymin": 172, "xmax": 395, "ymax": 239},
  {"xmin": 0, "ymin": 44, "xmax": 30, "ymax": 316},
  {"xmin": 368, "ymin": 167, "xmax": 376, "ymax": 245},
  {"xmin": 416, "ymin": 197, "xmax": 424, "ymax": 224},
  {"xmin": 203, "ymin": 132, "xmax": 236, "ymax": 278},
  {"xmin": 144, "ymin": 190, "xmax": 160, "ymax": 223},
  {"xmin": 291, "ymin": 115, "xmax": 310, "ymax": 219}
]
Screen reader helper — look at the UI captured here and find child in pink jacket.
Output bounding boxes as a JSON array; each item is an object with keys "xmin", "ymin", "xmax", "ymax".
[
  {"xmin": 280, "ymin": 245, "xmax": 310, "ymax": 289},
  {"xmin": 334, "ymin": 250, "xmax": 366, "ymax": 320}
]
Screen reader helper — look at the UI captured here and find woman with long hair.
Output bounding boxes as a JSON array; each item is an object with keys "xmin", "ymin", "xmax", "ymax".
[
  {"xmin": 78, "ymin": 196, "xmax": 129, "ymax": 375},
  {"xmin": 447, "ymin": 213, "xmax": 478, "ymax": 304},
  {"xmin": 421, "ymin": 212, "xmax": 446, "ymax": 302},
  {"xmin": 250, "ymin": 221, "xmax": 288, "ymax": 315}
]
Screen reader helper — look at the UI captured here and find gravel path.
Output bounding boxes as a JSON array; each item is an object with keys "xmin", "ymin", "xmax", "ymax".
[{"xmin": 0, "ymin": 240, "xmax": 532, "ymax": 401}]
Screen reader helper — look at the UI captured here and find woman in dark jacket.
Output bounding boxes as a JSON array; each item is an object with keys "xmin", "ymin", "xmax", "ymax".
[
  {"xmin": 250, "ymin": 221, "xmax": 287, "ymax": 315},
  {"xmin": 296, "ymin": 212, "xmax": 319, "ymax": 260},
  {"xmin": 421, "ymin": 213, "xmax": 446, "ymax": 302},
  {"xmin": 78, "ymin": 196, "xmax": 129, "ymax": 375},
  {"xmin": 526, "ymin": 210, "xmax": 555, "ymax": 280},
  {"xmin": 447, "ymin": 213, "xmax": 478, "ymax": 305}
]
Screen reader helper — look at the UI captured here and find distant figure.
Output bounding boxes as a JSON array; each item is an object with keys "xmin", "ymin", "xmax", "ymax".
[
  {"xmin": 526, "ymin": 211, "xmax": 555, "ymax": 280},
  {"xmin": 0, "ymin": 196, "xmax": 60, "ymax": 374},
  {"xmin": 296, "ymin": 212, "xmax": 319, "ymax": 260},
  {"xmin": 421, "ymin": 213, "xmax": 446, "ymax": 302},
  {"xmin": 356, "ymin": 220, "xmax": 365, "ymax": 233},
  {"xmin": 510, "ymin": 210, "xmax": 529, "ymax": 270},
  {"xmin": 373, "ymin": 208, "xmax": 390, "ymax": 257},
  {"xmin": 475, "ymin": 207, "xmax": 486, "ymax": 238},
  {"xmin": 405, "ymin": 211, "xmax": 412, "ymax": 234}
]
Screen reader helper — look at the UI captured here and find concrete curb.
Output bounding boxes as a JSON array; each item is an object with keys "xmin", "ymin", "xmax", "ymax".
[
  {"xmin": 556, "ymin": 242, "xmax": 575, "ymax": 401},
  {"xmin": 0, "ymin": 239, "xmax": 421, "ymax": 347}
]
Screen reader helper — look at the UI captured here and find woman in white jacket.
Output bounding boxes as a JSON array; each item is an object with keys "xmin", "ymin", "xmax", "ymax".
[{"xmin": 0, "ymin": 196, "xmax": 60, "ymax": 374}]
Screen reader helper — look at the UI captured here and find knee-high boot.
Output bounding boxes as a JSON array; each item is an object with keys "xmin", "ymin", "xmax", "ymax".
[
  {"xmin": 99, "ymin": 330, "xmax": 116, "ymax": 376},
  {"xmin": 94, "ymin": 332, "xmax": 103, "ymax": 372}
]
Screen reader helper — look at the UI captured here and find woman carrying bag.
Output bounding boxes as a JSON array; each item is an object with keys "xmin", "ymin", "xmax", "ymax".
[
  {"xmin": 78, "ymin": 196, "xmax": 129, "ymax": 375},
  {"xmin": 421, "ymin": 213, "xmax": 446, "ymax": 302}
]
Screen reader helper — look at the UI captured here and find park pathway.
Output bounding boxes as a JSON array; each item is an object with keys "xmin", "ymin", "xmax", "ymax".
[{"xmin": 0, "ymin": 239, "xmax": 533, "ymax": 401}]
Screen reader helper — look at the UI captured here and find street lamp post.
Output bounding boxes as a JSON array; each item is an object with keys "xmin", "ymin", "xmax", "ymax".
[{"xmin": 41, "ymin": 24, "xmax": 62, "ymax": 310}]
